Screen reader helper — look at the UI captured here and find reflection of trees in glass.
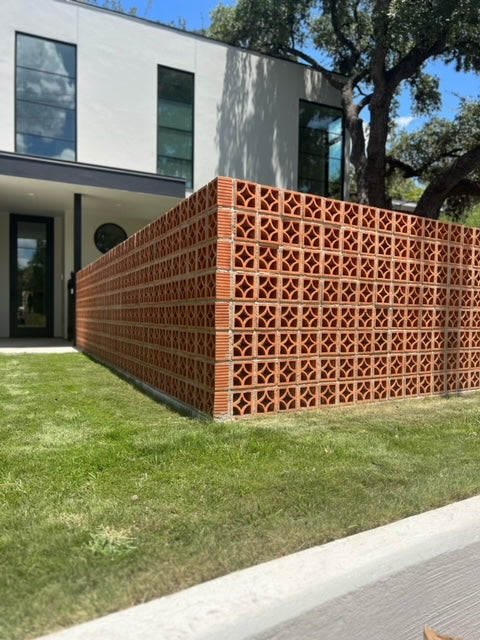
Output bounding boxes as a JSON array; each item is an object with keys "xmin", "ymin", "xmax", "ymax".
[
  {"xmin": 157, "ymin": 66, "xmax": 194, "ymax": 187},
  {"xmin": 298, "ymin": 101, "xmax": 344, "ymax": 198},
  {"xmin": 16, "ymin": 34, "xmax": 76, "ymax": 161},
  {"xmin": 18, "ymin": 239, "xmax": 46, "ymax": 326}
]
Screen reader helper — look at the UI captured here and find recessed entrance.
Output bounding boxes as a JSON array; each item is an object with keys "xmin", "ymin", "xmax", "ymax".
[{"xmin": 10, "ymin": 214, "xmax": 54, "ymax": 338}]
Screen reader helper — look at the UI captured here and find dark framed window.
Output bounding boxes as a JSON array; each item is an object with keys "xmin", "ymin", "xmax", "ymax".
[
  {"xmin": 298, "ymin": 100, "xmax": 344, "ymax": 199},
  {"xmin": 16, "ymin": 33, "xmax": 76, "ymax": 161},
  {"xmin": 157, "ymin": 65, "xmax": 194, "ymax": 188}
]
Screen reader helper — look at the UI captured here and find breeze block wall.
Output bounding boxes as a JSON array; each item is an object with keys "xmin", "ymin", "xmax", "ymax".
[
  {"xmin": 76, "ymin": 177, "xmax": 480, "ymax": 419},
  {"xmin": 76, "ymin": 178, "xmax": 233, "ymax": 417}
]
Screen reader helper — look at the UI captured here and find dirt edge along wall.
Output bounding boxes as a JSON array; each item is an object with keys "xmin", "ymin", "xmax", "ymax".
[{"xmin": 77, "ymin": 177, "xmax": 480, "ymax": 419}]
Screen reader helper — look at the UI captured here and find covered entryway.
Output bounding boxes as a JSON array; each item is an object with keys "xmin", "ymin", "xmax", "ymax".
[{"xmin": 0, "ymin": 151, "xmax": 185, "ymax": 339}]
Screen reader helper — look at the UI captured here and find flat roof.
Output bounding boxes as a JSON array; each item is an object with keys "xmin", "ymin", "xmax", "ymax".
[{"xmin": 0, "ymin": 152, "xmax": 185, "ymax": 198}]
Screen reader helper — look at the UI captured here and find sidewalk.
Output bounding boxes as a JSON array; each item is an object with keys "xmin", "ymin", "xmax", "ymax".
[
  {"xmin": 0, "ymin": 339, "xmax": 77, "ymax": 354},
  {"xmin": 36, "ymin": 495, "xmax": 480, "ymax": 640}
]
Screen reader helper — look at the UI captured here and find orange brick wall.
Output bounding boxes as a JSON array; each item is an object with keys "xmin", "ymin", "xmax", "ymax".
[
  {"xmin": 77, "ymin": 177, "xmax": 480, "ymax": 419},
  {"xmin": 76, "ymin": 178, "xmax": 233, "ymax": 416}
]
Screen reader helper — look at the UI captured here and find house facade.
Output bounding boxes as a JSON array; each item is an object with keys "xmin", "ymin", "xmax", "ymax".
[{"xmin": 0, "ymin": 0, "xmax": 346, "ymax": 339}]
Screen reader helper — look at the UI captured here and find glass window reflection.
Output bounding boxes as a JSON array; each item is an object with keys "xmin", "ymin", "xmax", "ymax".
[
  {"xmin": 157, "ymin": 66, "xmax": 194, "ymax": 188},
  {"xmin": 16, "ymin": 221, "xmax": 48, "ymax": 330},
  {"xmin": 17, "ymin": 68, "xmax": 75, "ymax": 109},
  {"xmin": 298, "ymin": 100, "xmax": 344, "ymax": 199},
  {"xmin": 16, "ymin": 33, "xmax": 76, "ymax": 161}
]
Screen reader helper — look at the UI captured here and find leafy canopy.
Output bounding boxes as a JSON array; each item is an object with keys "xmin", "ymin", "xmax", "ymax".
[{"xmin": 210, "ymin": 0, "xmax": 480, "ymax": 219}]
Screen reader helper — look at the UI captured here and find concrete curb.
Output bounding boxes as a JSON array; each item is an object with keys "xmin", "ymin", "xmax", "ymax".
[{"xmin": 37, "ymin": 495, "xmax": 480, "ymax": 640}]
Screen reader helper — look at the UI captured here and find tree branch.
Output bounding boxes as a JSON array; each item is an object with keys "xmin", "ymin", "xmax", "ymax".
[
  {"xmin": 369, "ymin": 0, "xmax": 390, "ymax": 88},
  {"xmin": 328, "ymin": 0, "xmax": 361, "ymax": 70},
  {"xmin": 386, "ymin": 34, "xmax": 448, "ymax": 91},
  {"xmin": 357, "ymin": 91, "xmax": 372, "ymax": 112},
  {"xmin": 387, "ymin": 147, "xmax": 466, "ymax": 178},
  {"xmin": 447, "ymin": 178, "xmax": 480, "ymax": 199},
  {"xmin": 415, "ymin": 145, "xmax": 480, "ymax": 218},
  {"xmin": 386, "ymin": 156, "xmax": 418, "ymax": 178},
  {"xmin": 284, "ymin": 46, "xmax": 345, "ymax": 89}
]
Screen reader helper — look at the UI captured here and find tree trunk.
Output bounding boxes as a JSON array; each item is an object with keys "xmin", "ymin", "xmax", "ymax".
[
  {"xmin": 365, "ymin": 2, "xmax": 391, "ymax": 209},
  {"xmin": 366, "ymin": 91, "xmax": 391, "ymax": 209},
  {"xmin": 414, "ymin": 146, "xmax": 480, "ymax": 219},
  {"xmin": 342, "ymin": 83, "xmax": 368, "ymax": 204}
]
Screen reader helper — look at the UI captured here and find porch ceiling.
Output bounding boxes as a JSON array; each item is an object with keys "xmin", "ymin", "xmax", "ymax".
[
  {"xmin": 0, "ymin": 152, "xmax": 186, "ymax": 220},
  {"xmin": 0, "ymin": 174, "xmax": 182, "ymax": 219}
]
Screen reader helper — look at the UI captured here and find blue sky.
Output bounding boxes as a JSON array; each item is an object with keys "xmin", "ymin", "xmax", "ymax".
[
  {"xmin": 119, "ymin": 0, "xmax": 232, "ymax": 30},
  {"xmin": 118, "ymin": 0, "xmax": 478, "ymax": 131}
]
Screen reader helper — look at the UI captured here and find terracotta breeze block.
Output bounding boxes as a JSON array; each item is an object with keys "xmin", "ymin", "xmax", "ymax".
[{"xmin": 76, "ymin": 176, "xmax": 480, "ymax": 420}]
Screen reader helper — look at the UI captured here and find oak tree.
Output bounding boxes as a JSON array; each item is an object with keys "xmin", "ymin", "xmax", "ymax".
[{"xmin": 209, "ymin": 0, "xmax": 480, "ymax": 218}]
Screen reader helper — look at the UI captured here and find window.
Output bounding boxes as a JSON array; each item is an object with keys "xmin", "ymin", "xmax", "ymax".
[
  {"xmin": 157, "ymin": 66, "xmax": 194, "ymax": 188},
  {"xmin": 16, "ymin": 33, "xmax": 76, "ymax": 161},
  {"xmin": 94, "ymin": 223, "xmax": 127, "ymax": 254},
  {"xmin": 298, "ymin": 101, "xmax": 344, "ymax": 199}
]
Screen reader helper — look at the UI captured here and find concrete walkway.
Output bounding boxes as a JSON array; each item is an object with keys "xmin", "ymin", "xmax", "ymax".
[
  {"xmin": 36, "ymin": 495, "xmax": 480, "ymax": 640},
  {"xmin": 0, "ymin": 338, "xmax": 77, "ymax": 354}
]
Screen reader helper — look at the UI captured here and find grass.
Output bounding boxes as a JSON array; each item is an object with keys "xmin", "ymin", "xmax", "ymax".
[{"xmin": 2, "ymin": 353, "xmax": 480, "ymax": 639}]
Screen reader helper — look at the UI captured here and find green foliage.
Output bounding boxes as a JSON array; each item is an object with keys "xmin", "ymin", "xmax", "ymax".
[
  {"xmin": 209, "ymin": 0, "xmax": 315, "ymax": 55},
  {"xmin": 389, "ymin": 98, "xmax": 480, "ymax": 218},
  {"xmin": 445, "ymin": 203, "xmax": 480, "ymax": 227},
  {"xmin": 387, "ymin": 171, "xmax": 424, "ymax": 204},
  {"xmin": 464, "ymin": 204, "xmax": 480, "ymax": 228},
  {"xmin": 210, "ymin": 0, "xmax": 480, "ymax": 216},
  {"xmin": 406, "ymin": 72, "xmax": 442, "ymax": 117},
  {"xmin": 74, "ymin": 0, "xmax": 138, "ymax": 16}
]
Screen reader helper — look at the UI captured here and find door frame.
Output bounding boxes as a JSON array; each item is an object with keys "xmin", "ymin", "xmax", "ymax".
[{"xmin": 9, "ymin": 213, "xmax": 54, "ymax": 338}]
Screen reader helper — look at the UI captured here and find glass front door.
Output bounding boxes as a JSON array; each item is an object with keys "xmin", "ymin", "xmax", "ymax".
[{"xmin": 10, "ymin": 214, "xmax": 54, "ymax": 337}]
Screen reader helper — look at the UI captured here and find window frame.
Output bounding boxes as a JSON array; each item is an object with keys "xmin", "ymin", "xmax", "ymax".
[
  {"xmin": 15, "ymin": 31, "xmax": 77, "ymax": 162},
  {"xmin": 298, "ymin": 99, "xmax": 344, "ymax": 199},
  {"xmin": 157, "ymin": 64, "xmax": 194, "ymax": 189}
]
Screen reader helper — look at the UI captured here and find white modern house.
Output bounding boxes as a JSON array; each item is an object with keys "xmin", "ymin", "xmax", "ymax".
[{"xmin": 0, "ymin": 0, "xmax": 346, "ymax": 339}]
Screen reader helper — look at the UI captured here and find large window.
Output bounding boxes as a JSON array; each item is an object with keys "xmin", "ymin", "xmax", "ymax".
[
  {"xmin": 157, "ymin": 66, "xmax": 194, "ymax": 188},
  {"xmin": 298, "ymin": 101, "xmax": 344, "ymax": 199},
  {"xmin": 16, "ymin": 33, "xmax": 76, "ymax": 161}
]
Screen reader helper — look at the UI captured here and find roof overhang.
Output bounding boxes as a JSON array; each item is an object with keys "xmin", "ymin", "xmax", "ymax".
[{"xmin": 0, "ymin": 151, "xmax": 186, "ymax": 220}]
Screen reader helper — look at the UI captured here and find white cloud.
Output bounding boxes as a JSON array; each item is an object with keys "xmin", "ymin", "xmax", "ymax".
[
  {"xmin": 18, "ymin": 37, "xmax": 75, "ymax": 141},
  {"xmin": 395, "ymin": 115, "xmax": 417, "ymax": 129},
  {"xmin": 54, "ymin": 148, "xmax": 76, "ymax": 161}
]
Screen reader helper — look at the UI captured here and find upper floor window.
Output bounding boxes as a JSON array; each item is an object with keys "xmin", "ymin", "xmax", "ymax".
[
  {"xmin": 157, "ymin": 66, "xmax": 194, "ymax": 189},
  {"xmin": 16, "ymin": 33, "xmax": 76, "ymax": 161},
  {"xmin": 298, "ymin": 101, "xmax": 344, "ymax": 199}
]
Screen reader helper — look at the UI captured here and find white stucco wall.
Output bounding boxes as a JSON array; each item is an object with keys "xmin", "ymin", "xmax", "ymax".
[
  {"xmin": 0, "ymin": 0, "xmax": 345, "ymax": 338},
  {"xmin": 81, "ymin": 212, "xmax": 152, "ymax": 267},
  {"xmin": 0, "ymin": 0, "xmax": 344, "ymax": 192}
]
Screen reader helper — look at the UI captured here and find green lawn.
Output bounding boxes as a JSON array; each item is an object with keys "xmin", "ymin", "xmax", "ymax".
[{"xmin": 2, "ymin": 353, "xmax": 480, "ymax": 639}]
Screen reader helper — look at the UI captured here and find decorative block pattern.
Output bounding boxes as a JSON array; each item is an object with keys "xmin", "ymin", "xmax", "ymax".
[
  {"xmin": 76, "ymin": 176, "xmax": 480, "ymax": 419},
  {"xmin": 76, "ymin": 177, "xmax": 232, "ymax": 416}
]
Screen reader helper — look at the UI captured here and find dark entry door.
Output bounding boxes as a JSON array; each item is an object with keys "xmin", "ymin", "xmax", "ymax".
[{"xmin": 10, "ymin": 214, "xmax": 54, "ymax": 338}]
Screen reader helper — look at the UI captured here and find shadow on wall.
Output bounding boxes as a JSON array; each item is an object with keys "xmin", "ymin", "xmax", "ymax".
[{"xmin": 215, "ymin": 48, "xmax": 295, "ymax": 188}]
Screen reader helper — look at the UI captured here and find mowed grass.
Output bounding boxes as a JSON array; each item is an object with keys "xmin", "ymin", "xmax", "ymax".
[{"xmin": 2, "ymin": 354, "xmax": 480, "ymax": 639}]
